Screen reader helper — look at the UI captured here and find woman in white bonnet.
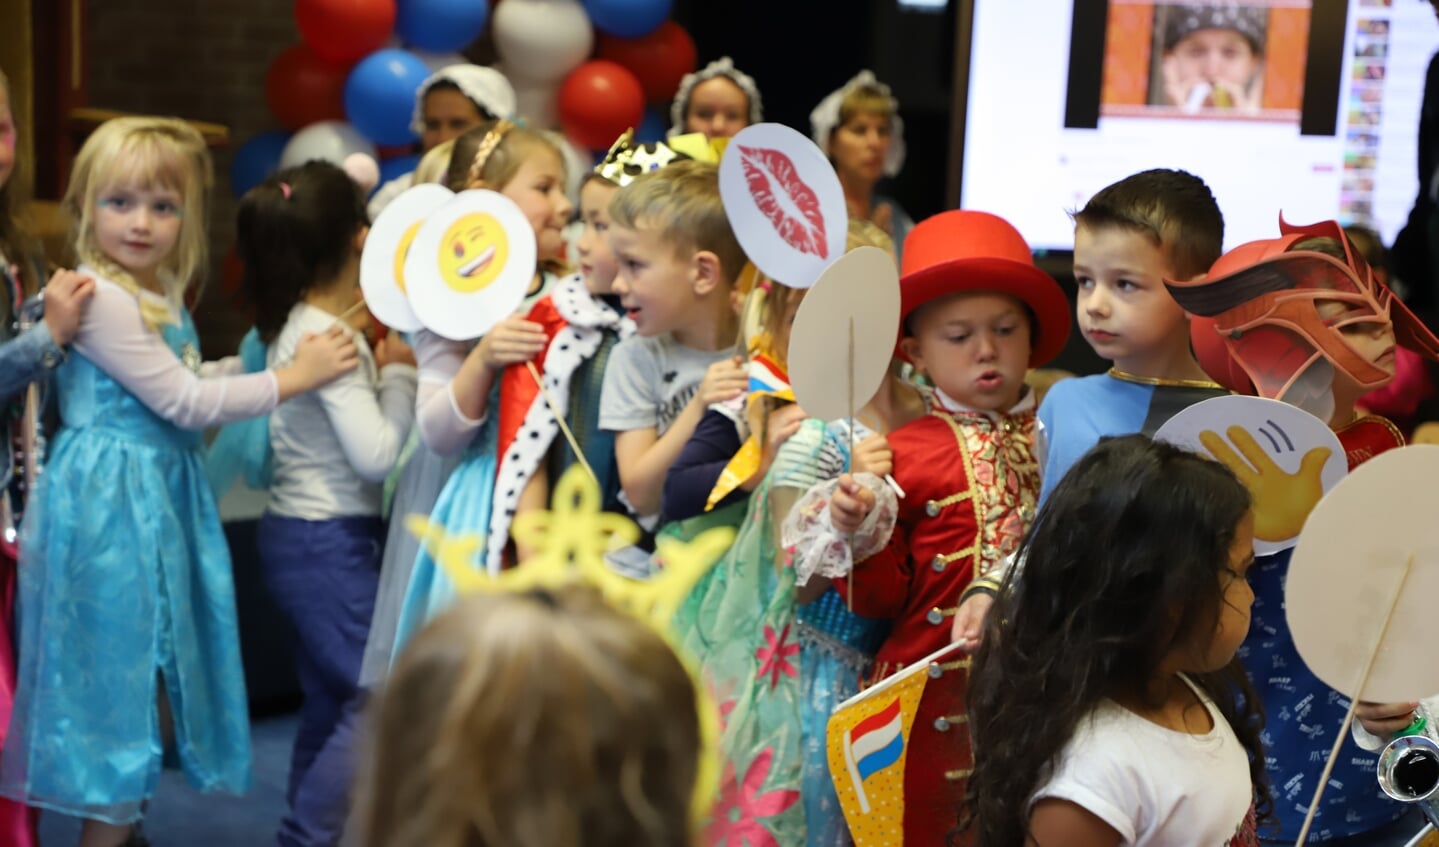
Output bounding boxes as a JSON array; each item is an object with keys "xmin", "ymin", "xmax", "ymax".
[
  {"xmin": 668, "ymin": 56, "xmax": 763, "ymax": 141},
  {"xmin": 811, "ymin": 71, "xmax": 913, "ymax": 261},
  {"xmin": 367, "ymin": 63, "xmax": 517, "ymax": 218}
]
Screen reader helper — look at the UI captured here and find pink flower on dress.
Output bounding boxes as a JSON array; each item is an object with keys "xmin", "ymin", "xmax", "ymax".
[
  {"xmin": 704, "ymin": 748, "xmax": 801, "ymax": 847},
  {"xmin": 717, "ymin": 699, "xmax": 737, "ymax": 732},
  {"xmin": 755, "ymin": 623, "xmax": 800, "ymax": 689}
]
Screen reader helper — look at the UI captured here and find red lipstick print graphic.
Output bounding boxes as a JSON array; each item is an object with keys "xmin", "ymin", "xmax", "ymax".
[{"xmin": 738, "ymin": 145, "xmax": 829, "ymax": 258}]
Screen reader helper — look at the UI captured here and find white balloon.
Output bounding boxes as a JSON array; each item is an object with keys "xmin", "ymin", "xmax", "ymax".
[
  {"xmin": 411, "ymin": 48, "xmax": 469, "ymax": 74},
  {"xmin": 492, "ymin": 0, "xmax": 593, "ymax": 83},
  {"xmin": 552, "ymin": 133, "xmax": 591, "ymax": 202},
  {"xmin": 279, "ymin": 121, "xmax": 379, "ymax": 170},
  {"xmin": 503, "ymin": 68, "xmax": 561, "ymax": 130},
  {"xmin": 342, "ymin": 152, "xmax": 381, "ymax": 194}
]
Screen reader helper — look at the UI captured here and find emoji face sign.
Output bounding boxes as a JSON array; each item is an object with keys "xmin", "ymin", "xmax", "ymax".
[
  {"xmin": 361, "ymin": 183, "xmax": 454, "ymax": 333},
  {"xmin": 405, "ymin": 189, "xmax": 537, "ymax": 341},
  {"xmin": 393, "ymin": 221, "xmax": 423, "ymax": 295},
  {"xmin": 1154, "ymin": 394, "xmax": 1346, "ymax": 555},
  {"xmin": 438, "ymin": 213, "xmax": 510, "ymax": 294}
]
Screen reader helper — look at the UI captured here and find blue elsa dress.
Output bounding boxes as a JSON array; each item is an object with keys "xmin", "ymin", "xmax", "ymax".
[
  {"xmin": 390, "ymin": 399, "xmax": 499, "ymax": 660},
  {"xmin": 783, "ymin": 419, "xmax": 890, "ymax": 847},
  {"xmin": 0, "ymin": 311, "xmax": 251, "ymax": 824}
]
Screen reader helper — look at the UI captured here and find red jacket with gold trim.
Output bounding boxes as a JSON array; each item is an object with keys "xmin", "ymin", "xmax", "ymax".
[{"xmin": 835, "ymin": 400, "xmax": 1040, "ymax": 847}]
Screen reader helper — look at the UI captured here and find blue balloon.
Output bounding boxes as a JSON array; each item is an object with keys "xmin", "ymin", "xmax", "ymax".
[
  {"xmin": 582, "ymin": 0, "xmax": 671, "ymax": 39},
  {"xmin": 635, "ymin": 109, "xmax": 666, "ymax": 143},
  {"xmin": 397, "ymin": 0, "xmax": 490, "ymax": 53},
  {"xmin": 230, "ymin": 130, "xmax": 292, "ymax": 198},
  {"xmin": 344, "ymin": 49, "xmax": 432, "ymax": 147},
  {"xmin": 377, "ymin": 153, "xmax": 423, "ymax": 193}
]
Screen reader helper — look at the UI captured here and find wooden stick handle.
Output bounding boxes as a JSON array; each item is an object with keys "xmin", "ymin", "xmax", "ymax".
[
  {"xmin": 846, "ymin": 316, "xmax": 856, "ymax": 614},
  {"xmin": 334, "ymin": 298, "xmax": 368, "ymax": 323},
  {"xmin": 526, "ymin": 361, "xmax": 598, "ymax": 487},
  {"xmin": 1293, "ymin": 553, "xmax": 1416, "ymax": 845}
]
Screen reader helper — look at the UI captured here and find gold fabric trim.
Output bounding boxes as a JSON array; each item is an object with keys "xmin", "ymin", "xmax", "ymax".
[{"xmin": 1107, "ymin": 367, "xmax": 1224, "ymax": 389}]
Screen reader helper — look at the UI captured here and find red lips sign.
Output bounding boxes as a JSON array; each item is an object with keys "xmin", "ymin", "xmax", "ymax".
[{"xmin": 738, "ymin": 144, "xmax": 830, "ymax": 259}]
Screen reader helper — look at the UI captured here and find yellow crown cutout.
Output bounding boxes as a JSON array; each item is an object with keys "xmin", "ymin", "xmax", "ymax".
[
  {"xmin": 404, "ymin": 464, "xmax": 736, "ymax": 831},
  {"xmin": 667, "ymin": 131, "xmax": 729, "ymax": 164}
]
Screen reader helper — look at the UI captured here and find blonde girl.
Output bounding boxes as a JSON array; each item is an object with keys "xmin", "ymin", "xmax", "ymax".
[
  {"xmin": 0, "ymin": 116, "xmax": 355, "ymax": 847},
  {"xmin": 384, "ymin": 118, "xmax": 574, "ymax": 656}
]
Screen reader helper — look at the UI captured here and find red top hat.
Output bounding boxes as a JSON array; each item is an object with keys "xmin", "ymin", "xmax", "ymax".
[{"xmin": 898, "ymin": 210, "xmax": 1071, "ymax": 367}]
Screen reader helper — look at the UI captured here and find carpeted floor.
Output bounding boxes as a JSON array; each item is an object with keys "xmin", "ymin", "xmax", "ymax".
[{"xmin": 37, "ymin": 710, "xmax": 298, "ymax": 846}]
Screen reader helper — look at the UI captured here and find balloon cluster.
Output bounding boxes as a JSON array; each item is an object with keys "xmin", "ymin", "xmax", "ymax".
[{"xmin": 230, "ymin": 0, "xmax": 696, "ymax": 200}]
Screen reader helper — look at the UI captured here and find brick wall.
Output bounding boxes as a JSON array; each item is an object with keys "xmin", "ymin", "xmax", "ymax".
[{"xmin": 86, "ymin": 0, "xmax": 298, "ymax": 354}]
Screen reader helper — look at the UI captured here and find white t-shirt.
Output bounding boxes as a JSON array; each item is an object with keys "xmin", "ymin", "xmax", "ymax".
[
  {"xmin": 1031, "ymin": 675, "xmax": 1255, "ymax": 846},
  {"xmin": 599, "ymin": 333, "xmax": 731, "ymax": 437},
  {"xmin": 267, "ymin": 303, "xmax": 417, "ymax": 520}
]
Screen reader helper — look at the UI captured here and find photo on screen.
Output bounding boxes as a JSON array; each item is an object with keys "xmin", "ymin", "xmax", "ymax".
[
  {"xmin": 1098, "ymin": 1, "xmax": 1312, "ymax": 123},
  {"xmin": 963, "ymin": 0, "xmax": 1439, "ymax": 252}
]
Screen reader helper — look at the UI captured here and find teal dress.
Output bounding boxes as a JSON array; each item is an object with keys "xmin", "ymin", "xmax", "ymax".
[
  {"xmin": 0, "ymin": 312, "xmax": 252, "ymax": 824},
  {"xmin": 669, "ymin": 420, "xmax": 831, "ymax": 847},
  {"xmin": 390, "ymin": 396, "xmax": 499, "ymax": 661}
]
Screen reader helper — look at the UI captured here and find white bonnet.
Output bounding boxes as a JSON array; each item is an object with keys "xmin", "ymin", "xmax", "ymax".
[
  {"xmin": 809, "ymin": 70, "xmax": 906, "ymax": 178},
  {"xmin": 409, "ymin": 64, "xmax": 518, "ymax": 136},
  {"xmin": 667, "ymin": 56, "xmax": 763, "ymax": 138}
]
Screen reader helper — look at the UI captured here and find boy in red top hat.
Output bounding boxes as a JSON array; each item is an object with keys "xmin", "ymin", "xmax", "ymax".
[{"xmin": 827, "ymin": 210, "xmax": 1070, "ymax": 844}]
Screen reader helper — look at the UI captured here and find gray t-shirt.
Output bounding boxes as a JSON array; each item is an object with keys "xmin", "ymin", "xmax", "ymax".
[{"xmin": 599, "ymin": 334, "xmax": 731, "ymax": 436}]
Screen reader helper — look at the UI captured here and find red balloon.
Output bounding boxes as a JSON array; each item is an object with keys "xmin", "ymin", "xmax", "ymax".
[
  {"xmin": 557, "ymin": 61, "xmax": 646, "ymax": 151},
  {"xmin": 596, "ymin": 21, "xmax": 697, "ymax": 105},
  {"xmin": 264, "ymin": 44, "xmax": 351, "ymax": 131},
  {"xmin": 295, "ymin": 0, "xmax": 397, "ymax": 65}
]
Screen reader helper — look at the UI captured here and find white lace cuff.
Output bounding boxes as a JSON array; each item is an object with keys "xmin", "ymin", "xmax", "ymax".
[{"xmin": 781, "ymin": 473, "xmax": 898, "ymax": 585}]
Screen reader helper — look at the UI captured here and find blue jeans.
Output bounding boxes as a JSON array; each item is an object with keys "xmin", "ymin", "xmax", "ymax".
[
  {"xmin": 1261, "ymin": 809, "xmax": 1427, "ymax": 846},
  {"xmin": 258, "ymin": 514, "xmax": 381, "ymax": 847}
]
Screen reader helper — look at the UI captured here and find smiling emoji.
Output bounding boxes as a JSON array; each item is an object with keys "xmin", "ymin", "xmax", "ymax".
[
  {"xmin": 439, "ymin": 213, "xmax": 509, "ymax": 294},
  {"xmin": 393, "ymin": 221, "xmax": 425, "ymax": 294}
]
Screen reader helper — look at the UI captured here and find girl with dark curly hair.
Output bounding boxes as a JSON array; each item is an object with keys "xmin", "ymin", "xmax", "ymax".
[{"xmin": 963, "ymin": 435, "xmax": 1271, "ymax": 846}]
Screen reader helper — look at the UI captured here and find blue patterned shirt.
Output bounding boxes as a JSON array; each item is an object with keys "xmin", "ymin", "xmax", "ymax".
[{"xmin": 1241, "ymin": 547, "xmax": 1406, "ymax": 841}]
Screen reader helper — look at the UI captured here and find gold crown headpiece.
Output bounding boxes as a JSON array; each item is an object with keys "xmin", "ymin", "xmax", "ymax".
[
  {"xmin": 595, "ymin": 128, "xmax": 694, "ymax": 187},
  {"xmin": 666, "ymin": 130, "xmax": 729, "ymax": 164},
  {"xmin": 406, "ymin": 465, "xmax": 733, "ymax": 625},
  {"xmin": 406, "ymin": 465, "xmax": 734, "ymax": 826}
]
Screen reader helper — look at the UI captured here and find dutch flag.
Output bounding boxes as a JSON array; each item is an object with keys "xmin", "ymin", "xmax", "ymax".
[
  {"xmin": 842, "ymin": 697, "xmax": 905, "ymax": 814},
  {"xmin": 748, "ymin": 353, "xmax": 789, "ymax": 395}
]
